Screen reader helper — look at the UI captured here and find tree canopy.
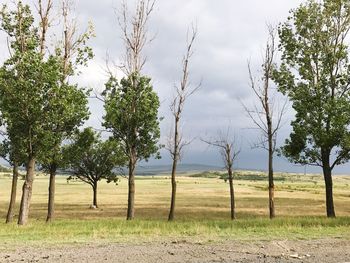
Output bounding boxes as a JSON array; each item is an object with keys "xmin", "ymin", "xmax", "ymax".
[
  {"xmin": 64, "ymin": 128, "xmax": 126, "ymax": 207},
  {"xmin": 274, "ymin": 0, "xmax": 350, "ymax": 217},
  {"xmin": 103, "ymin": 73, "xmax": 161, "ymax": 162}
]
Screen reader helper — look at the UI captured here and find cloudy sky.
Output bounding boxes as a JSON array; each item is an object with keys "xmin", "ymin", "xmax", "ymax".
[{"xmin": 1, "ymin": 0, "xmax": 349, "ymax": 174}]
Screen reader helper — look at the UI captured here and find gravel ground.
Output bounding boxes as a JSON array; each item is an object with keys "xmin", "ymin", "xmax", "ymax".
[{"xmin": 0, "ymin": 239, "xmax": 349, "ymax": 263}]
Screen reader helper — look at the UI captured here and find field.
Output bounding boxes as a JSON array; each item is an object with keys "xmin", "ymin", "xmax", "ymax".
[{"xmin": 0, "ymin": 170, "xmax": 350, "ymax": 244}]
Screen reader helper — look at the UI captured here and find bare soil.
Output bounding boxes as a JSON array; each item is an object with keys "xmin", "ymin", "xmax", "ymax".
[{"xmin": 0, "ymin": 239, "xmax": 349, "ymax": 262}]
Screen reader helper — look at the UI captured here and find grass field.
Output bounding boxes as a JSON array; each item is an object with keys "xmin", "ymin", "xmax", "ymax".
[{"xmin": 0, "ymin": 171, "xmax": 350, "ymax": 245}]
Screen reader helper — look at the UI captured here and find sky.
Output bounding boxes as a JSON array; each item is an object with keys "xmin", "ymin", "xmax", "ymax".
[{"xmin": 1, "ymin": 0, "xmax": 350, "ymax": 174}]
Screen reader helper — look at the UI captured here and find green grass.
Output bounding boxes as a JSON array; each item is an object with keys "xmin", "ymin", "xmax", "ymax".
[
  {"xmin": 0, "ymin": 171, "xmax": 350, "ymax": 245},
  {"xmin": 0, "ymin": 217, "xmax": 349, "ymax": 246}
]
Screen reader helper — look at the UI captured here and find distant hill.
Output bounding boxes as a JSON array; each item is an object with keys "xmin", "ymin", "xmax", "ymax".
[
  {"xmin": 135, "ymin": 163, "xmax": 223, "ymax": 176},
  {"xmin": 0, "ymin": 163, "xmax": 223, "ymax": 176}
]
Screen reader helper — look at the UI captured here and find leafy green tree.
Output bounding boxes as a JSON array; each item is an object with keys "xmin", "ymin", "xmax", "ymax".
[
  {"xmin": 35, "ymin": 0, "xmax": 93, "ymax": 223},
  {"xmin": 64, "ymin": 128, "xmax": 126, "ymax": 208},
  {"xmin": 0, "ymin": 2, "xmax": 89, "ymax": 225},
  {"xmin": 103, "ymin": 73, "xmax": 161, "ymax": 220},
  {"xmin": 274, "ymin": 0, "xmax": 350, "ymax": 217},
  {"xmin": 39, "ymin": 80, "xmax": 90, "ymax": 222}
]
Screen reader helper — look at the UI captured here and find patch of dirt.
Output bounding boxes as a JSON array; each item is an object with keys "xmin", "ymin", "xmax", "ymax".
[{"xmin": 0, "ymin": 239, "xmax": 349, "ymax": 262}]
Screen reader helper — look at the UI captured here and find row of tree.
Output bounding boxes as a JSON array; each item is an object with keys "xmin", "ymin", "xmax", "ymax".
[
  {"xmin": 202, "ymin": 0, "xmax": 350, "ymax": 221},
  {"xmin": 248, "ymin": 0, "xmax": 350, "ymax": 219},
  {"xmin": 1, "ymin": 0, "xmax": 350, "ymax": 226},
  {"xmin": 0, "ymin": 0, "xmax": 163, "ymax": 225}
]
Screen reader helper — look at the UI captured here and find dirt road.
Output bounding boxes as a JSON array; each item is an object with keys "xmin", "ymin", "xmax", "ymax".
[{"xmin": 0, "ymin": 239, "xmax": 349, "ymax": 262}]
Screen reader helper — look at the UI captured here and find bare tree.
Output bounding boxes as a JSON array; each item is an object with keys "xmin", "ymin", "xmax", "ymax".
[
  {"xmin": 167, "ymin": 26, "xmax": 199, "ymax": 221},
  {"xmin": 243, "ymin": 25, "xmax": 287, "ymax": 219},
  {"xmin": 202, "ymin": 129, "xmax": 240, "ymax": 220},
  {"xmin": 116, "ymin": 0, "xmax": 155, "ymax": 220},
  {"xmin": 118, "ymin": 0, "xmax": 155, "ymax": 75}
]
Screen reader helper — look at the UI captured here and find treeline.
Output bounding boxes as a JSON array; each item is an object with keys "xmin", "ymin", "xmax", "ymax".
[{"xmin": 0, "ymin": 0, "xmax": 350, "ymax": 225}]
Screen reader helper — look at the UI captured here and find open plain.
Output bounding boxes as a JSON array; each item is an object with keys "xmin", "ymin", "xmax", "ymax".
[{"xmin": 0, "ymin": 171, "xmax": 349, "ymax": 262}]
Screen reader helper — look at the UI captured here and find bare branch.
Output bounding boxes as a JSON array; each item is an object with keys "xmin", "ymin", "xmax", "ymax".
[
  {"xmin": 243, "ymin": 24, "xmax": 286, "ymax": 153},
  {"xmin": 201, "ymin": 128, "xmax": 240, "ymax": 170},
  {"xmin": 36, "ymin": 0, "xmax": 53, "ymax": 55},
  {"xmin": 61, "ymin": 0, "xmax": 94, "ymax": 82},
  {"xmin": 117, "ymin": 0, "xmax": 155, "ymax": 75},
  {"xmin": 168, "ymin": 24, "xmax": 199, "ymax": 160}
]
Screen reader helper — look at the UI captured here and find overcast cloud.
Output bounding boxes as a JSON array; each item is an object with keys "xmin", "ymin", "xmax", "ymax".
[{"xmin": 2, "ymin": 0, "xmax": 349, "ymax": 174}]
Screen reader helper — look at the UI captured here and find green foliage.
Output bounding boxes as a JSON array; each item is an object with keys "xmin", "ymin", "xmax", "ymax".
[
  {"xmin": 103, "ymin": 73, "xmax": 161, "ymax": 161},
  {"xmin": 0, "ymin": 2, "xmax": 90, "ymax": 169},
  {"xmin": 0, "ymin": 2, "xmax": 37, "ymax": 52},
  {"xmin": 38, "ymin": 79, "xmax": 90, "ymax": 172},
  {"xmin": 274, "ymin": 0, "xmax": 350, "ymax": 167},
  {"xmin": 64, "ymin": 128, "xmax": 127, "ymax": 186}
]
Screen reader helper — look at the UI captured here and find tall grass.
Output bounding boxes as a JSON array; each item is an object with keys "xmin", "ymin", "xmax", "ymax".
[{"xmin": 0, "ymin": 217, "xmax": 349, "ymax": 245}]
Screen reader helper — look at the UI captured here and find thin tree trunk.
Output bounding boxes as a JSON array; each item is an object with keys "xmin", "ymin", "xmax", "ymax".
[
  {"xmin": 168, "ymin": 158, "xmax": 177, "ymax": 221},
  {"xmin": 93, "ymin": 183, "xmax": 98, "ymax": 208},
  {"xmin": 18, "ymin": 157, "xmax": 35, "ymax": 225},
  {"xmin": 322, "ymin": 165, "xmax": 336, "ymax": 218},
  {"xmin": 6, "ymin": 163, "xmax": 19, "ymax": 223},
  {"xmin": 266, "ymin": 94, "xmax": 275, "ymax": 219},
  {"xmin": 268, "ymin": 140, "xmax": 275, "ymax": 219},
  {"xmin": 168, "ymin": 115, "xmax": 179, "ymax": 221},
  {"xmin": 127, "ymin": 150, "xmax": 136, "ymax": 220},
  {"xmin": 46, "ymin": 163, "xmax": 57, "ymax": 222},
  {"xmin": 228, "ymin": 166, "xmax": 235, "ymax": 220}
]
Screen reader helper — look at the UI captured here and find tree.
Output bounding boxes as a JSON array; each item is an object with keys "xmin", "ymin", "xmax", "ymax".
[
  {"xmin": 103, "ymin": 0, "xmax": 159, "ymax": 220},
  {"xmin": 244, "ymin": 25, "xmax": 286, "ymax": 219},
  {"xmin": 167, "ymin": 26, "xmax": 199, "ymax": 221},
  {"xmin": 64, "ymin": 128, "xmax": 126, "ymax": 208},
  {"xmin": 103, "ymin": 74, "xmax": 161, "ymax": 219},
  {"xmin": 39, "ymin": 0, "xmax": 93, "ymax": 223},
  {"xmin": 202, "ymin": 130, "xmax": 240, "ymax": 220},
  {"xmin": 274, "ymin": 0, "xmax": 350, "ymax": 217},
  {"xmin": 0, "ymin": 1, "xmax": 89, "ymax": 225}
]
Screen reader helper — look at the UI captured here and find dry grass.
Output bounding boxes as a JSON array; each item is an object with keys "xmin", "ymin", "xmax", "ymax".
[
  {"xmin": 0, "ymin": 172, "xmax": 350, "ymax": 220},
  {"xmin": 0, "ymin": 171, "xmax": 349, "ymax": 244}
]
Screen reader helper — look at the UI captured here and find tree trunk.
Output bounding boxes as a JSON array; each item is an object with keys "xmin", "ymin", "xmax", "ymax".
[
  {"xmin": 127, "ymin": 150, "xmax": 136, "ymax": 220},
  {"xmin": 46, "ymin": 163, "xmax": 57, "ymax": 222},
  {"xmin": 268, "ymin": 143, "xmax": 275, "ymax": 219},
  {"xmin": 168, "ymin": 158, "xmax": 177, "ymax": 221},
  {"xmin": 321, "ymin": 149, "xmax": 336, "ymax": 218},
  {"xmin": 6, "ymin": 163, "xmax": 19, "ymax": 223},
  {"xmin": 93, "ymin": 183, "xmax": 98, "ymax": 208},
  {"xmin": 168, "ymin": 114, "xmax": 180, "ymax": 221},
  {"xmin": 266, "ymin": 96, "xmax": 275, "ymax": 219},
  {"xmin": 18, "ymin": 157, "xmax": 35, "ymax": 225},
  {"xmin": 228, "ymin": 166, "xmax": 235, "ymax": 220},
  {"xmin": 322, "ymin": 165, "xmax": 336, "ymax": 218}
]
